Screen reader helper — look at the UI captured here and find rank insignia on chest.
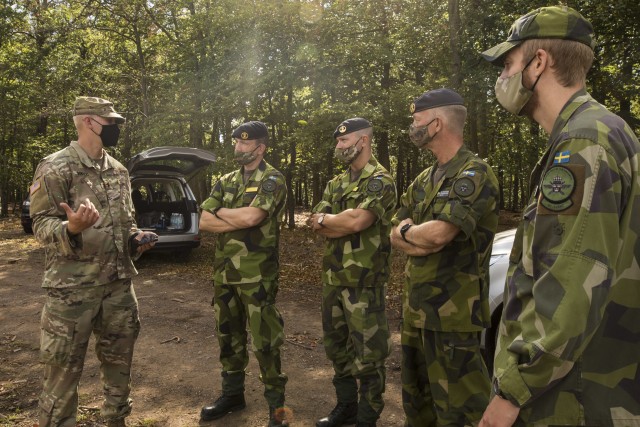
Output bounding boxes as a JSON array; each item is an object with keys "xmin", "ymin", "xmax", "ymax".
[
  {"xmin": 246, "ymin": 186, "xmax": 258, "ymax": 193},
  {"xmin": 553, "ymin": 151, "xmax": 571, "ymax": 164},
  {"xmin": 461, "ymin": 170, "xmax": 476, "ymax": 177},
  {"xmin": 453, "ymin": 177, "xmax": 475, "ymax": 197},
  {"xmin": 540, "ymin": 165, "xmax": 576, "ymax": 211},
  {"xmin": 437, "ymin": 190, "xmax": 449, "ymax": 198}
]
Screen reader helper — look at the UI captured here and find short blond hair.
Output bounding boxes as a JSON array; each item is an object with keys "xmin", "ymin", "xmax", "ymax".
[{"xmin": 521, "ymin": 39, "xmax": 593, "ymax": 87}]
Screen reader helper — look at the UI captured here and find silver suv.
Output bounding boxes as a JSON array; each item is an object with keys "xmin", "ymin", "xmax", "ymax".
[
  {"xmin": 482, "ymin": 227, "xmax": 516, "ymax": 372},
  {"xmin": 127, "ymin": 146, "xmax": 216, "ymax": 255}
]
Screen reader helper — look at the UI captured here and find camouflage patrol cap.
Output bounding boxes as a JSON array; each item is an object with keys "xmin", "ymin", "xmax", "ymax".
[
  {"xmin": 232, "ymin": 121, "xmax": 269, "ymax": 141},
  {"xmin": 481, "ymin": 5, "xmax": 595, "ymax": 66},
  {"xmin": 333, "ymin": 117, "xmax": 372, "ymax": 138},
  {"xmin": 410, "ymin": 88, "xmax": 464, "ymax": 114},
  {"xmin": 72, "ymin": 96, "xmax": 125, "ymax": 124}
]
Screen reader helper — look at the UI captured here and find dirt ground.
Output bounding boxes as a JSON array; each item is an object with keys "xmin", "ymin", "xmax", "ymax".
[
  {"xmin": 0, "ymin": 213, "xmax": 408, "ymax": 427},
  {"xmin": 0, "ymin": 211, "xmax": 520, "ymax": 427}
]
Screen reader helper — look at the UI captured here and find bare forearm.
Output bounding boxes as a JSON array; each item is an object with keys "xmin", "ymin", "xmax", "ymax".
[
  {"xmin": 321, "ymin": 209, "xmax": 375, "ymax": 236},
  {"xmin": 406, "ymin": 220, "xmax": 459, "ymax": 251},
  {"xmin": 391, "ymin": 224, "xmax": 436, "ymax": 256},
  {"xmin": 199, "ymin": 211, "xmax": 235, "ymax": 233},
  {"xmin": 217, "ymin": 207, "xmax": 266, "ymax": 229}
]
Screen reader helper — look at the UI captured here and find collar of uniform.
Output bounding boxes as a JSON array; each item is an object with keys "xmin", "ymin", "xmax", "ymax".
[
  {"xmin": 70, "ymin": 141, "xmax": 100, "ymax": 170},
  {"xmin": 237, "ymin": 159, "xmax": 267, "ymax": 183},
  {"xmin": 442, "ymin": 146, "xmax": 475, "ymax": 178},
  {"xmin": 549, "ymin": 88, "xmax": 591, "ymax": 141},
  {"xmin": 340, "ymin": 155, "xmax": 379, "ymax": 183},
  {"xmin": 70, "ymin": 141, "xmax": 116, "ymax": 172}
]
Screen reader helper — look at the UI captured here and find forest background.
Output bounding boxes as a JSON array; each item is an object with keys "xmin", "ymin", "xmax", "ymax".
[{"xmin": 1, "ymin": 0, "xmax": 638, "ymax": 226}]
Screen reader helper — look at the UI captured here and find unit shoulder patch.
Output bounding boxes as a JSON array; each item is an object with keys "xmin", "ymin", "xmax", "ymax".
[
  {"xmin": 453, "ymin": 177, "xmax": 475, "ymax": 197},
  {"xmin": 538, "ymin": 164, "xmax": 585, "ymax": 215},
  {"xmin": 261, "ymin": 179, "xmax": 277, "ymax": 193},
  {"xmin": 367, "ymin": 179, "xmax": 383, "ymax": 193}
]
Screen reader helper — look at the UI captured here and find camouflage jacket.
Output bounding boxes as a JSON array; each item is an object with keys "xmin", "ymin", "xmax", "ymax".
[
  {"xmin": 201, "ymin": 160, "xmax": 286, "ymax": 285},
  {"xmin": 393, "ymin": 146, "xmax": 499, "ymax": 332},
  {"xmin": 30, "ymin": 141, "xmax": 139, "ymax": 288},
  {"xmin": 495, "ymin": 90, "xmax": 640, "ymax": 424},
  {"xmin": 312, "ymin": 156, "xmax": 396, "ymax": 287}
]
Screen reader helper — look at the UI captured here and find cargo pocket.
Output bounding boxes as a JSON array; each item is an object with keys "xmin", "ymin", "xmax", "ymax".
[{"xmin": 39, "ymin": 306, "xmax": 75, "ymax": 366}]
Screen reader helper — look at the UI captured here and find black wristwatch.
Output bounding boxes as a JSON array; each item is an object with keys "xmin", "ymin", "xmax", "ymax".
[{"xmin": 400, "ymin": 223, "xmax": 413, "ymax": 242}]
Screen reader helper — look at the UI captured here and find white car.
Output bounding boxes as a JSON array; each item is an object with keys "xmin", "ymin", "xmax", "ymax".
[
  {"xmin": 127, "ymin": 146, "xmax": 216, "ymax": 255},
  {"xmin": 482, "ymin": 227, "xmax": 516, "ymax": 372}
]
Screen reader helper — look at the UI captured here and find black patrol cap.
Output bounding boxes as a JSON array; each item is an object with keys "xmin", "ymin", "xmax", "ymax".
[
  {"xmin": 232, "ymin": 121, "xmax": 269, "ymax": 140},
  {"xmin": 333, "ymin": 117, "xmax": 372, "ymax": 138},
  {"xmin": 410, "ymin": 88, "xmax": 464, "ymax": 114}
]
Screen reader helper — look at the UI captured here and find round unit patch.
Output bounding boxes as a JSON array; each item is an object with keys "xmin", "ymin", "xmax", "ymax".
[
  {"xmin": 261, "ymin": 179, "xmax": 277, "ymax": 193},
  {"xmin": 453, "ymin": 177, "xmax": 475, "ymax": 197},
  {"xmin": 541, "ymin": 166, "xmax": 575, "ymax": 211},
  {"xmin": 367, "ymin": 179, "xmax": 383, "ymax": 193}
]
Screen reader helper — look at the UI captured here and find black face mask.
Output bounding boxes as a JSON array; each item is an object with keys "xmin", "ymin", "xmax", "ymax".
[{"xmin": 90, "ymin": 118, "xmax": 120, "ymax": 147}]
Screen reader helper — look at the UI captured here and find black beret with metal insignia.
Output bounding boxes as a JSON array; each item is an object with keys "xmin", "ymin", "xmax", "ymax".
[
  {"xmin": 232, "ymin": 121, "xmax": 269, "ymax": 140},
  {"xmin": 410, "ymin": 88, "xmax": 464, "ymax": 114},
  {"xmin": 333, "ymin": 117, "xmax": 372, "ymax": 138}
]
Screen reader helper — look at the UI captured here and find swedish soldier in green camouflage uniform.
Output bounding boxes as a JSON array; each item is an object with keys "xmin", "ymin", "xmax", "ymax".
[
  {"xmin": 391, "ymin": 89, "xmax": 499, "ymax": 426},
  {"xmin": 30, "ymin": 97, "xmax": 157, "ymax": 427},
  {"xmin": 480, "ymin": 6, "xmax": 640, "ymax": 427},
  {"xmin": 309, "ymin": 118, "xmax": 396, "ymax": 427},
  {"xmin": 199, "ymin": 121, "xmax": 289, "ymax": 427}
]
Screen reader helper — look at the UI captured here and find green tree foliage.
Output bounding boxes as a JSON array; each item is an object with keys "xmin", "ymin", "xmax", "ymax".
[{"xmin": 1, "ymin": 0, "xmax": 638, "ymax": 222}]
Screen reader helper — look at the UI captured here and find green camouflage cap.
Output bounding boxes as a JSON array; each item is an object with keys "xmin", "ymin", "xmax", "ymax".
[
  {"xmin": 481, "ymin": 5, "xmax": 595, "ymax": 66},
  {"xmin": 72, "ymin": 96, "xmax": 126, "ymax": 124}
]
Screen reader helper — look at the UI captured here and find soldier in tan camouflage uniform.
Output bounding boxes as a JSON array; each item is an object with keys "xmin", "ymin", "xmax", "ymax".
[
  {"xmin": 309, "ymin": 118, "xmax": 396, "ymax": 427},
  {"xmin": 480, "ymin": 6, "xmax": 640, "ymax": 427},
  {"xmin": 199, "ymin": 121, "xmax": 289, "ymax": 427},
  {"xmin": 391, "ymin": 89, "xmax": 499, "ymax": 426},
  {"xmin": 30, "ymin": 96, "xmax": 157, "ymax": 427}
]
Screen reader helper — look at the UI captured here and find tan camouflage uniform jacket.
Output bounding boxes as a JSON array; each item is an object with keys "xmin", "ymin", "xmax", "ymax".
[
  {"xmin": 495, "ymin": 90, "xmax": 640, "ymax": 425},
  {"xmin": 30, "ymin": 141, "xmax": 139, "ymax": 288}
]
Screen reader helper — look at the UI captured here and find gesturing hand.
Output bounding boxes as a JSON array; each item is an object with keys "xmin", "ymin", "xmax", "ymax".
[{"xmin": 60, "ymin": 198, "xmax": 100, "ymax": 235}]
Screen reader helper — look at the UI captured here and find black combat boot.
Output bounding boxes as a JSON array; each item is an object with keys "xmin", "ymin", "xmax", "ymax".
[
  {"xmin": 200, "ymin": 394, "xmax": 246, "ymax": 421},
  {"xmin": 316, "ymin": 401, "xmax": 358, "ymax": 427}
]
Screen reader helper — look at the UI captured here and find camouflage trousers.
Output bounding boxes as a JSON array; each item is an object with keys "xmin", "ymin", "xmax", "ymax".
[
  {"xmin": 401, "ymin": 325, "xmax": 490, "ymax": 427},
  {"xmin": 213, "ymin": 281, "xmax": 287, "ymax": 408},
  {"xmin": 321, "ymin": 284, "xmax": 391, "ymax": 423},
  {"xmin": 38, "ymin": 279, "xmax": 140, "ymax": 427}
]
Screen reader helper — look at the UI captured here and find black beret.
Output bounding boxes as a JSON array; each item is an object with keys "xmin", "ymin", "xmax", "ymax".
[
  {"xmin": 333, "ymin": 117, "xmax": 372, "ymax": 138},
  {"xmin": 232, "ymin": 121, "xmax": 269, "ymax": 140},
  {"xmin": 410, "ymin": 88, "xmax": 464, "ymax": 113}
]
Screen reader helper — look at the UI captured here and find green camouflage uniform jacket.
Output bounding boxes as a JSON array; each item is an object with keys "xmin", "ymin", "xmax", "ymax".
[
  {"xmin": 30, "ymin": 141, "xmax": 139, "ymax": 288},
  {"xmin": 495, "ymin": 90, "xmax": 640, "ymax": 425},
  {"xmin": 312, "ymin": 156, "xmax": 396, "ymax": 287},
  {"xmin": 201, "ymin": 160, "xmax": 286, "ymax": 285},
  {"xmin": 394, "ymin": 146, "xmax": 499, "ymax": 332}
]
